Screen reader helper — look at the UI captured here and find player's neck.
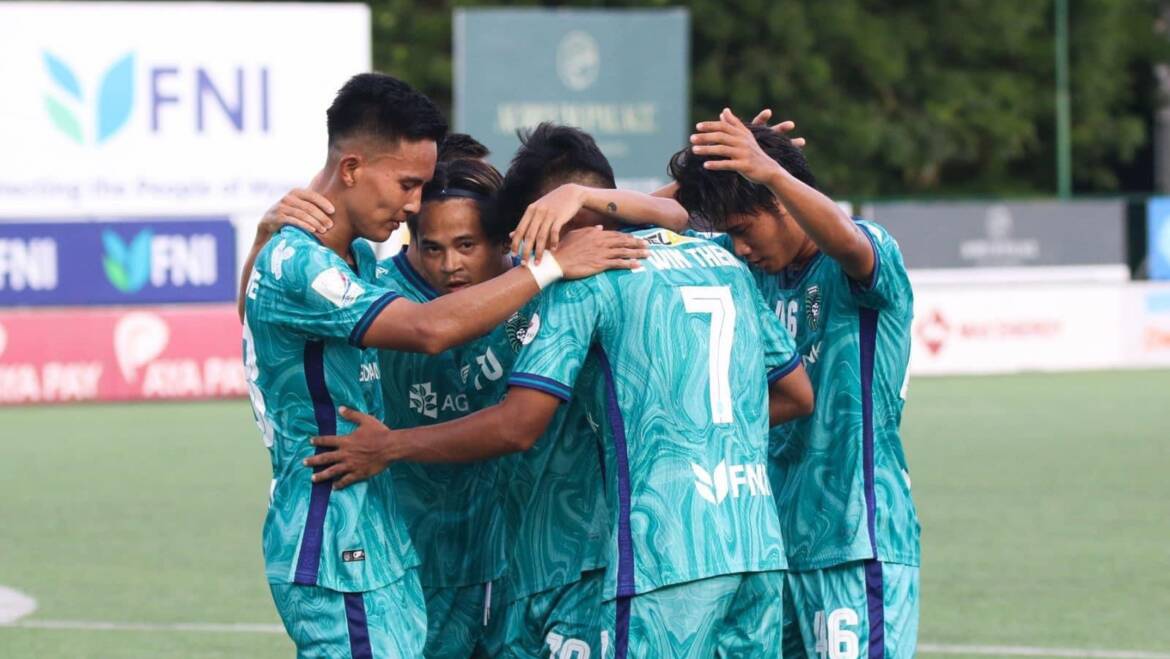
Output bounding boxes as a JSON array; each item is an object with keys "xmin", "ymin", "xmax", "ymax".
[
  {"xmin": 311, "ymin": 179, "xmax": 358, "ymax": 264},
  {"xmin": 790, "ymin": 235, "xmax": 819, "ymax": 268}
]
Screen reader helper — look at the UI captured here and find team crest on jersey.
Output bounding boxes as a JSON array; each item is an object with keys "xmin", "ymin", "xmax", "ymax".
[
  {"xmin": 505, "ymin": 312, "xmax": 539, "ymax": 351},
  {"xmin": 408, "ymin": 382, "xmax": 438, "ymax": 419},
  {"xmin": 804, "ymin": 285, "xmax": 822, "ymax": 331}
]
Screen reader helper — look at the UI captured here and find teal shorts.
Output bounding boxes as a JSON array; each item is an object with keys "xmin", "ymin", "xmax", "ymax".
[
  {"xmin": 602, "ymin": 570, "xmax": 784, "ymax": 658},
  {"xmin": 782, "ymin": 561, "xmax": 919, "ymax": 659},
  {"xmin": 498, "ymin": 569, "xmax": 605, "ymax": 658},
  {"xmin": 270, "ymin": 569, "xmax": 426, "ymax": 659},
  {"xmin": 422, "ymin": 580, "xmax": 506, "ymax": 658}
]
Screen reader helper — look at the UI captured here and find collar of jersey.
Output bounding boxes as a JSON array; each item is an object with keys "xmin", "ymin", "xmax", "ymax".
[{"xmin": 393, "ymin": 248, "xmax": 440, "ymax": 300}]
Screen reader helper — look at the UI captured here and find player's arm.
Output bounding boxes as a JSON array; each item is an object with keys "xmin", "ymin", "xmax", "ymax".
[
  {"xmin": 362, "ymin": 226, "xmax": 645, "ymax": 355},
  {"xmin": 691, "ymin": 109, "xmax": 874, "ymax": 282},
  {"xmin": 510, "ymin": 183, "xmax": 688, "ymax": 261},
  {"xmin": 304, "ymin": 387, "xmax": 560, "ymax": 489},
  {"xmin": 768, "ymin": 363, "xmax": 814, "ymax": 426},
  {"xmin": 237, "ymin": 186, "xmax": 335, "ymax": 321}
]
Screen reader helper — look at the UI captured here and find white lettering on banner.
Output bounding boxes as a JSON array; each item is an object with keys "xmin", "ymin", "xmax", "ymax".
[
  {"xmin": 0, "ymin": 238, "xmax": 58, "ymax": 291},
  {"xmin": 495, "ymin": 102, "xmax": 657, "ymax": 135},
  {"xmin": 150, "ymin": 234, "xmax": 217, "ymax": 287},
  {"xmin": 0, "ymin": 362, "xmax": 103, "ymax": 403},
  {"xmin": 140, "ymin": 358, "xmax": 245, "ymax": 398}
]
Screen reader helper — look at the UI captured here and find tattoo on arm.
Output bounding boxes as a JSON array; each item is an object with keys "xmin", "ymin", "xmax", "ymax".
[{"xmin": 606, "ymin": 202, "xmax": 617, "ymax": 215}]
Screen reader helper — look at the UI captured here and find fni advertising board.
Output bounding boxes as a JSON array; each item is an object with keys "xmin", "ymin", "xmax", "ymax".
[
  {"xmin": 0, "ymin": 2, "xmax": 370, "ymax": 217},
  {"xmin": 454, "ymin": 8, "xmax": 690, "ymax": 190}
]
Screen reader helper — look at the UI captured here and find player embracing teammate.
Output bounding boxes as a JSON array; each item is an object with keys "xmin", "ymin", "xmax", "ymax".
[{"xmin": 242, "ymin": 71, "xmax": 919, "ymax": 658}]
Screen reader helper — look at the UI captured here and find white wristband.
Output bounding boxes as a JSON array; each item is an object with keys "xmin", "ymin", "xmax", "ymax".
[{"xmin": 526, "ymin": 252, "xmax": 564, "ymax": 290}]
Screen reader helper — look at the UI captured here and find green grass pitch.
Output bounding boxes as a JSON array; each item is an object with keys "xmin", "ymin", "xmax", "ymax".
[{"xmin": 0, "ymin": 369, "xmax": 1167, "ymax": 658}]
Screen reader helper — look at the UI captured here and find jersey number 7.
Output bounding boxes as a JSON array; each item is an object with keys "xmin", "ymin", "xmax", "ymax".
[{"xmin": 681, "ymin": 286, "xmax": 736, "ymax": 425}]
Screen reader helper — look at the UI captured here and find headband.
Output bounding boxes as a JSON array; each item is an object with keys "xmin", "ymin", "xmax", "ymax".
[{"xmin": 422, "ymin": 187, "xmax": 491, "ymax": 203}]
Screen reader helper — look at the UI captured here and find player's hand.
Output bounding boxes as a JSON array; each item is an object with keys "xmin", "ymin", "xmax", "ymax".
[
  {"xmin": 511, "ymin": 183, "xmax": 587, "ymax": 264},
  {"xmin": 258, "ymin": 186, "xmax": 334, "ymax": 239},
  {"xmin": 750, "ymin": 108, "xmax": 806, "ymax": 148},
  {"xmin": 305, "ymin": 407, "xmax": 391, "ymax": 490},
  {"xmin": 553, "ymin": 226, "xmax": 649, "ymax": 279},
  {"xmin": 691, "ymin": 108, "xmax": 785, "ymax": 185}
]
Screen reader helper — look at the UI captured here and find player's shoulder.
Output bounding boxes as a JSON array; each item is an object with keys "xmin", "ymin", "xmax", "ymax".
[{"xmin": 854, "ymin": 218, "xmax": 899, "ymax": 250}]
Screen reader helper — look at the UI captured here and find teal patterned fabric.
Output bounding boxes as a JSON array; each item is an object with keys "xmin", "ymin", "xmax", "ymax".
[
  {"xmin": 375, "ymin": 252, "xmax": 510, "ymax": 590},
  {"xmin": 782, "ymin": 561, "xmax": 920, "ymax": 659},
  {"xmin": 459, "ymin": 300, "xmax": 611, "ymax": 605},
  {"xmin": 243, "ymin": 226, "xmax": 417, "ymax": 593},
  {"xmin": 509, "ymin": 227, "xmax": 799, "ymax": 602},
  {"xmin": 601, "ymin": 571, "xmax": 785, "ymax": 658},
  {"xmin": 270, "ymin": 569, "xmax": 427, "ymax": 659},
  {"xmin": 497, "ymin": 569, "xmax": 606, "ymax": 658},
  {"xmin": 703, "ymin": 221, "xmax": 921, "ymax": 571}
]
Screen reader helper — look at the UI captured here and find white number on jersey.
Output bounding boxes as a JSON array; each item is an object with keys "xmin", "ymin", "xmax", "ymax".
[
  {"xmin": 545, "ymin": 632, "xmax": 591, "ymax": 659},
  {"xmin": 776, "ymin": 298, "xmax": 798, "ymax": 337},
  {"xmin": 814, "ymin": 608, "xmax": 860, "ymax": 659},
  {"xmin": 681, "ymin": 286, "xmax": 736, "ymax": 424}
]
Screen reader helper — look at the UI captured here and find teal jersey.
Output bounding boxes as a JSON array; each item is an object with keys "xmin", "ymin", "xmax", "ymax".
[
  {"xmin": 242, "ymin": 226, "xmax": 417, "ymax": 592},
  {"xmin": 375, "ymin": 251, "xmax": 509, "ymax": 588},
  {"xmin": 509, "ymin": 227, "xmax": 800, "ymax": 601},
  {"xmin": 697, "ymin": 221, "xmax": 921, "ymax": 570},
  {"xmin": 460, "ymin": 300, "xmax": 610, "ymax": 603}
]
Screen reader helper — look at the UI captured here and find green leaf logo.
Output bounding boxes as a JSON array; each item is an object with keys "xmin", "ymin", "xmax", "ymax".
[
  {"xmin": 43, "ymin": 50, "xmax": 135, "ymax": 145},
  {"xmin": 102, "ymin": 229, "xmax": 153, "ymax": 294}
]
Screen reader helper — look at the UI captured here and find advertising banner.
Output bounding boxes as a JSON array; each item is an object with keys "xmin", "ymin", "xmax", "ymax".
[
  {"xmin": 0, "ymin": 305, "xmax": 245, "ymax": 404},
  {"xmin": 0, "ymin": 218, "xmax": 235, "ymax": 306},
  {"xmin": 909, "ymin": 283, "xmax": 1126, "ymax": 376},
  {"xmin": 0, "ymin": 2, "xmax": 369, "ymax": 217},
  {"xmin": 454, "ymin": 8, "xmax": 689, "ymax": 189},
  {"xmin": 1124, "ymin": 283, "xmax": 1170, "ymax": 367},
  {"xmin": 866, "ymin": 200, "xmax": 1127, "ymax": 271},
  {"xmin": 1147, "ymin": 197, "xmax": 1170, "ymax": 280}
]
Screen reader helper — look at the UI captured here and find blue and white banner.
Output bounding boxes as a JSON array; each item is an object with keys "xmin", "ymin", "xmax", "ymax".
[
  {"xmin": 1147, "ymin": 197, "xmax": 1170, "ymax": 281},
  {"xmin": 0, "ymin": 218, "xmax": 236, "ymax": 306}
]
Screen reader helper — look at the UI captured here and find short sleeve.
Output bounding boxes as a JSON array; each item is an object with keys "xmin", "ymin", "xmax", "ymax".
[
  {"xmin": 849, "ymin": 221, "xmax": 912, "ymax": 312},
  {"xmin": 252, "ymin": 234, "xmax": 401, "ymax": 346},
  {"xmin": 751, "ymin": 283, "xmax": 800, "ymax": 383},
  {"xmin": 507, "ymin": 280, "xmax": 603, "ymax": 402}
]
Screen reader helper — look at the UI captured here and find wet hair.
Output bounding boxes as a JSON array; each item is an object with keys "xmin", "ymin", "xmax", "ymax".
[
  {"xmin": 496, "ymin": 123, "xmax": 616, "ymax": 231},
  {"xmin": 438, "ymin": 133, "xmax": 490, "ymax": 162},
  {"xmin": 325, "ymin": 73, "xmax": 447, "ymax": 149},
  {"xmin": 408, "ymin": 158, "xmax": 507, "ymax": 244},
  {"xmin": 668, "ymin": 124, "xmax": 816, "ymax": 230}
]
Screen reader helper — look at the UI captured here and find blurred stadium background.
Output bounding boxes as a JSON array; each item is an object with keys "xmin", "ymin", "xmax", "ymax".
[{"xmin": 1, "ymin": 1, "xmax": 1169, "ymax": 658}]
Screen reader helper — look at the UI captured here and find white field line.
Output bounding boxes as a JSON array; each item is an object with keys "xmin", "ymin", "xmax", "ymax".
[{"xmin": 919, "ymin": 643, "xmax": 1170, "ymax": 659}]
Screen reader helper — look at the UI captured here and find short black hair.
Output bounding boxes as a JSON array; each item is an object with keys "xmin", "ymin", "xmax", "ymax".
[
  {"xmin": 669, "ymin": 124, "xmax": 816, "ymax": 230},
  {"xmin": 409, "ymin": 158, "xmax": 507, "ymax": 244},
  {"xmin": 438, "ymin": 133, "xmax": 490, "ymax": 162},
  {"xmin": 326, "ymin": 73, "xmax": 447, "ymax": 148},
  {"xmin": 496, "ymin": 123, "xmax": 616, "ymax": 231}
]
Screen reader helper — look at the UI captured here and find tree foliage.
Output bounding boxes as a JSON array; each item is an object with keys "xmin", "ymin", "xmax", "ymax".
[{"xmin": 360, "ymin": 0, "xmax": 1169, "ymax": 196}]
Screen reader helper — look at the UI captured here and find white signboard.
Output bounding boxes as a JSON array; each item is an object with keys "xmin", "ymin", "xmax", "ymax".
[
  {"xmin": 0, "ymin": 3, "xmax": 370, "ymax": 218},
  {"xmin": 909, "ymin": 282, "xmax": 1126, "ymax": 376},
  {"xmin": 1124, "ymin": 282, "xmax": 1170, "ymax": 368}
]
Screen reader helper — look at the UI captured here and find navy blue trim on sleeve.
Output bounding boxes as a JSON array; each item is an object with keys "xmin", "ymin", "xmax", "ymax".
[
  {"xmin": 849, "ymin": 221, "xmax": 882, "ymax": 294},
  {"xmin": 507, "ymin": 373, "xmax": 573, "ymax": 402},
  {"xmin": 347, "ymin": 292, "xmax": 401, "ymax": 347},
  {"xmin": 767, "ymin": 353, "xmax": 802, "ymax": 384}
]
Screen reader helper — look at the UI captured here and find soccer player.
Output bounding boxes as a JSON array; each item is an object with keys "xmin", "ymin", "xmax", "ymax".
[
  {"xmin": 304, "ymin": 127, "xmax": 817, "ymax": 657},
  {"xmin": 241, "ymin": 74, "xmax": 648, "ymax": 658},
  {"xmin": 671, "ymin": 109, "xmax": 921, "ymax": 658}
]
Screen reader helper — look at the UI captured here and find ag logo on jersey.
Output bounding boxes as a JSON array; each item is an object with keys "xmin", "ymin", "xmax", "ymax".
[
  {"xmin": 311, "ymin": 267, "xmax": 365, "ymax": 309},
  {"xmin": 692, "ymin": 460, "xmax": 772, "ymax": 504},
  {"xmin": 804, "ymin": 285, "xmax": 822, "ymax": 331},
  {"xmin": 408, "ymin": 382, "xmax": 438, "ymax": 419}
]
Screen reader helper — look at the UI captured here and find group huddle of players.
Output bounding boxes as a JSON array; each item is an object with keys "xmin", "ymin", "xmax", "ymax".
[{"xmin": 241, "ymin": 72, "xmax": 921, "ymax": 659}]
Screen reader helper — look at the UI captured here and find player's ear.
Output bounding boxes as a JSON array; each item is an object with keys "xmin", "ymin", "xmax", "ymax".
[{"xmin": 339, "ymin": 153, "xmax": 362, "ymax": 188}]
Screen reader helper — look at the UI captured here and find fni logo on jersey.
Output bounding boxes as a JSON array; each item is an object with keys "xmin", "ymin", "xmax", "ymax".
[{"xmin": 691, "ymin": 461, "xmax": 771, "ymax": 504}]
